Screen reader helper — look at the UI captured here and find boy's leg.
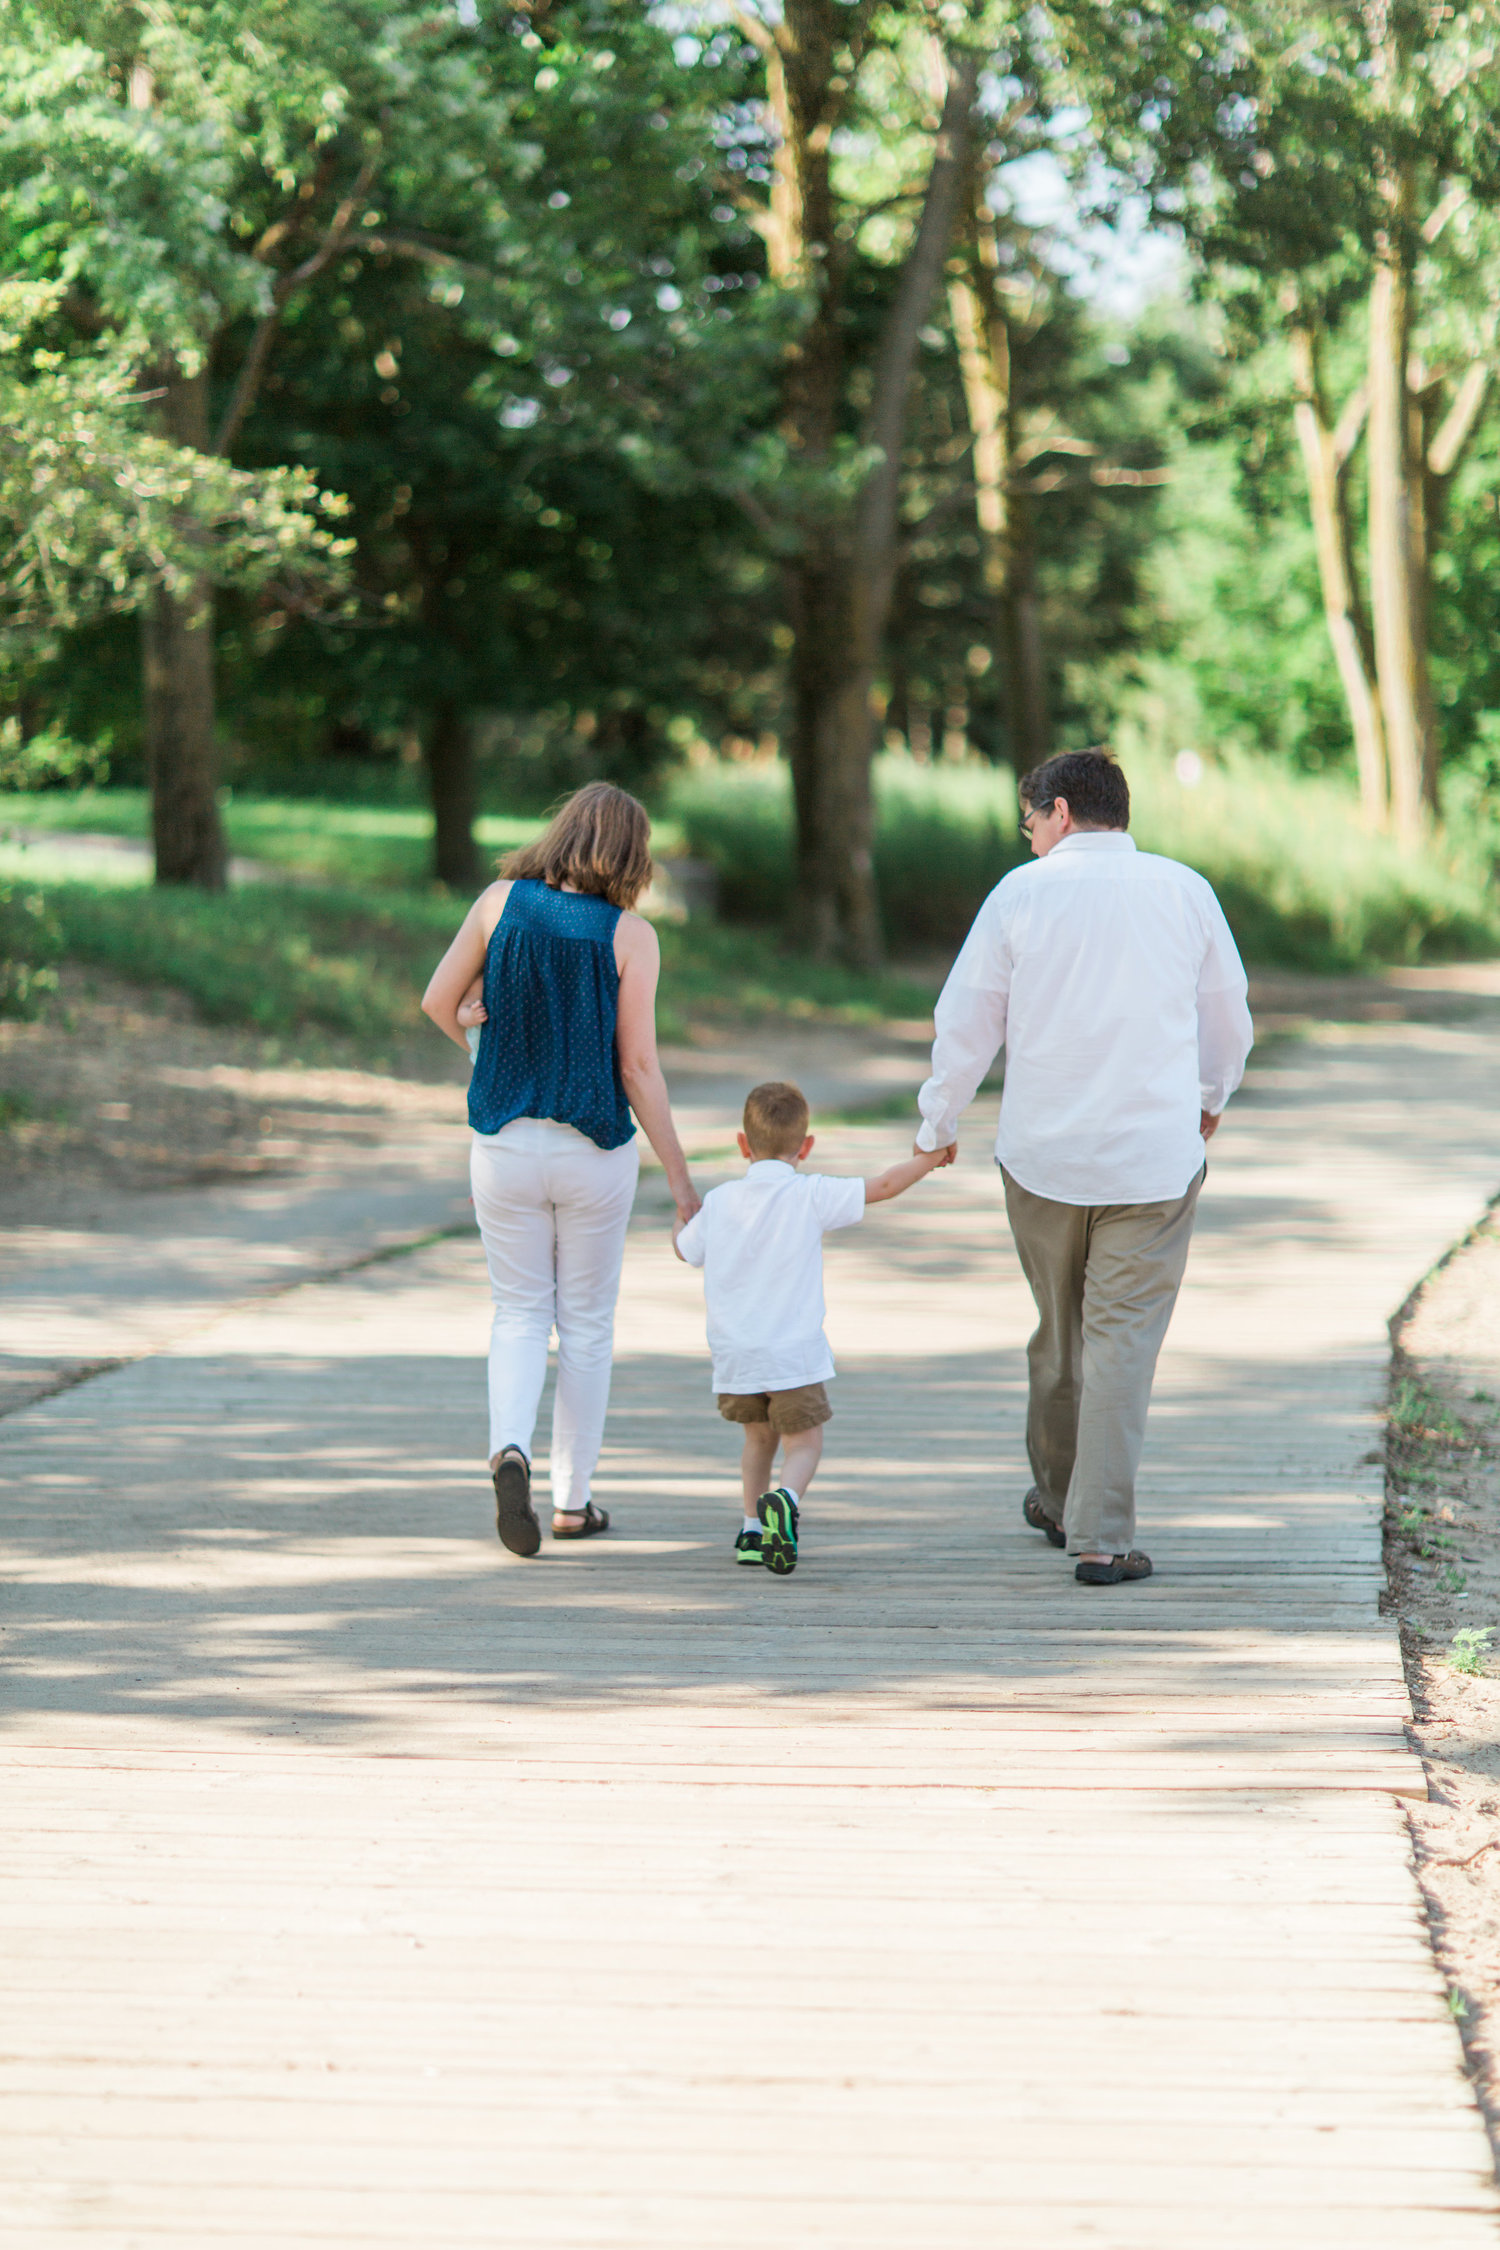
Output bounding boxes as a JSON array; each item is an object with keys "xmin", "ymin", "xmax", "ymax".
[
  {"xmin": 758, "ymin": 1388, "xmax": 830, "ymax": 1576},
  {"xmin": 739, "ymin": 1420, "xmax": 779, "ymax": 1511},
  {"xmin": 777, "ymin": 1423, "xmax": 823, "ymax": 1500}
]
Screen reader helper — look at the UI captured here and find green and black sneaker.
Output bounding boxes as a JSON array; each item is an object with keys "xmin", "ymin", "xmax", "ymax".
[
  {"xmin": 757, "ymin": 1488, "xmax": 800, "ymax": 1576},
  {"xmin": 734, "ymin": 1527, "xmax": 764, "ymax": 1566}
]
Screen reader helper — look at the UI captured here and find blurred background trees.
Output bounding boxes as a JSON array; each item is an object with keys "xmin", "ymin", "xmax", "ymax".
[{"xmin": 4, "ymin": 0, "xmax": 1500, "ymax": 961}]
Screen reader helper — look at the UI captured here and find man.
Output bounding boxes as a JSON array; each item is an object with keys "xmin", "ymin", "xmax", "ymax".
[{"xmin": 915, "ymin": 748, "xmax": 1253, "ymax": 1585}]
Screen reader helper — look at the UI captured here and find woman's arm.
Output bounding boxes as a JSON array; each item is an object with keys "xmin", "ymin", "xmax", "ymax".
[
  {"xmin": 615, "ymin": 912, "xmax": 699, "ymax": 1222},
  {"xmin": 421, "ymin": 882, "xmax": 509, "ymax": 1051}
]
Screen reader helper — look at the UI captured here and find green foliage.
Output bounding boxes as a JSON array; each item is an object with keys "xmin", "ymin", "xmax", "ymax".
[
  {"xmin": 18, "ymin": 865, "xmax": 935, "ymax": 1047},
  {"xmin": 0, "ymin": 881, "xmax": 60, "ymax": 1016},
  {"xmin": 0, "ymin": 721, "xmax": 109, "ymax": 790},
  {"xmin": 0, "ymin": 787, "xmax": 686, "ymax": 888},
  {"xmin": 1123, "ymin": 748, "xmax": 1500, "ymax": 968},
  {"xmin": 670, "ymin": 747, "xmax": 1500, "ymax": 968},
  {"xmin": 669, "ymin": 757, "xmax": 1025, "ymax": 946},
  {"xmin": 1390, "ymin": 1377, "xmax": 1467, "ymax": 1446},
  {"xmin": 35, "ymin": 879, "xmax": 448, "ymax": 1037},
  {"xmin": 0, "ymin": 280, "xmax": 350, "ymax": 663},
  {"xmin": 1448, "ymin": 1627, "xmax": 1495, "ymax": 1678}
]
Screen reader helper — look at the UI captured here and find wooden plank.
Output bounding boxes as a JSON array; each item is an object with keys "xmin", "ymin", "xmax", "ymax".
[{"xmin": 3, "ymin": 1024, "xmax": 1500, "ymax": 2241}]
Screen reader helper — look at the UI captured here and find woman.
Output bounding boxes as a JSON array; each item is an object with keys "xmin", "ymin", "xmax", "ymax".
[{"xmin": 422, "ymin": 782, "xmax": 700, "ymax": 1556}]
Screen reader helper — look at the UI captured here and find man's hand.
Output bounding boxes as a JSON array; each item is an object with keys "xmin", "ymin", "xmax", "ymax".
[
  {"xmin": 915, "ymin": 1139, "xmax": 958, "ymax": 1168},
  {"xmin": 1200, "ymin": 1110, "xmax": 1221, "ymax": 1142}
]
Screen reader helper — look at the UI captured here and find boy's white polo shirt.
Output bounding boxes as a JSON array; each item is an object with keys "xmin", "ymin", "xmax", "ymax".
[{"xmin": 675, "ymin": 1160, "xmax": 865, "ymax": 1394}]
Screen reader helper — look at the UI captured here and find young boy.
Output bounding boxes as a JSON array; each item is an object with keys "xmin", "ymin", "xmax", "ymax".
[{"xmin": 673, "ymin": 1080, "xmax": 950, "ymax": 1575}]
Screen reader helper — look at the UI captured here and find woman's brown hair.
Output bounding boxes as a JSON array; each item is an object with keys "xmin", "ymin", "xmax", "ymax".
[{"xmin": 500, "ymin": 782, "xmax": 653, "ymax": 910}]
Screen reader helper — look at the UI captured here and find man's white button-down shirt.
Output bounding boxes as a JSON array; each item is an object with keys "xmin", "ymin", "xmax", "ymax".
[{"xmin": 916, "ymin": 832, "xmax": 1254, "ymax": 1207}]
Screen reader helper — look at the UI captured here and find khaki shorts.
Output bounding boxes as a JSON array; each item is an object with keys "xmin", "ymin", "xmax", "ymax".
[{"xmin": 717, "ymin": 1382, "xmax": 832, "ymax": 1435}]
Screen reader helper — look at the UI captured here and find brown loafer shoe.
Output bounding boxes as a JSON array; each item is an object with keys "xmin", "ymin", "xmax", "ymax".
[
  {"xmin": 1022, "ymin": 1487, "xmax": 1066, "ymax": 1549},
  {"xmin": 1075, "ymin": 1550, "xmax": 1153, "ymax": 1585}
]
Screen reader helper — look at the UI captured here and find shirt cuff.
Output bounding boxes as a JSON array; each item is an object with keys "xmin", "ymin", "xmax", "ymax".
[{"xmin": 915, "ymin": 1117, "xmax": 954, "ymax": 1153}]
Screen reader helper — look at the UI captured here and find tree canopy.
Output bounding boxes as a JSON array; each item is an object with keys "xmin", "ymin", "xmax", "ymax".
[{"xmin": 4, "ymin": 0, "xmax": 1498, "ymax": 927}]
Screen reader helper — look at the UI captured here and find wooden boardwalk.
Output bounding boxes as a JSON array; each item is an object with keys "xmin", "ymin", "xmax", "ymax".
[{"xmin": 4, "ymin": 1016, "xmax": 1500, "ymax": 2245}]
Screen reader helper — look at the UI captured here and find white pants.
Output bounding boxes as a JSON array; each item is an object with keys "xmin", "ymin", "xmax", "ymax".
[{"xmin": 469, "ymin": 1120, "xmax": 640, "ymax": 1510}]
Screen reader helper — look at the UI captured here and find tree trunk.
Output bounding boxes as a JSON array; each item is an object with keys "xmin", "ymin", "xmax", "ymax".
[
  {"xmin": 781, "ymin": 37, "xmax": 976, "ymax": 965},
  {"xmin": 948, "ymin": 205, "xmax": 1048, "ymax": 773},
  {"xmin": 426, "ymin": 697, "xmax": 480, "ymax": 890},
  {"xmin": 1003, "ymin": 491, "xmax": 1049, "ymax": 772},
  {"xmin": 141, "ymin": 368, "xmax": 227, "ymax": 888},
  {"xmin": 1287, "ymin": 320, "xmax": 1388, "ymax": 827},
  {"xmin": 772, "ymin": 0, "xmax": 869, "ymax": 960},
  {"xmin": 1367, "ymin": 167, "xmax": 1431, "ymax": 845},
  {"xmin": 1417, "ymin": 355, "xmax": 1493, "ymax": 819}
]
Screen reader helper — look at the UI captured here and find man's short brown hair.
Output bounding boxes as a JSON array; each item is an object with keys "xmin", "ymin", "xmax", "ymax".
[
  {"xmin": 1019, "ymin": 747, "xmax": 1130, "ymax": 831},
  {"xmin": 743, "ymin": 1080, "xmax": 810, "ymax": 1158}
]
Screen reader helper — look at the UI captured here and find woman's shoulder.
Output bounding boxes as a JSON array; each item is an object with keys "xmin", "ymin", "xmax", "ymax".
[
  {"xmin": 475, "ymin": 877, "xmax": 514, "ymax": 943},
  {"xmin": 614, "ymin": 906, "xmax": 659, "ymax": 954}
]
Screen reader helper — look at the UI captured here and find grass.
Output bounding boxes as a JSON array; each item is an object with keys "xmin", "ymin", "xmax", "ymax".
[
  {"xmin": 1124, "ymin": 745, "xmax": 1500, "ymax": 969},
  {"xmin": 667, "ymin": 757, "xmax": 1021, "ymax": 948},
  {"xmin": 17, "ymin": 876, "xmax": 937, "ymax": 1048},
  {"xmin": 1389, "ymin": 1376, "xmax": 1467, "ymax": 1447},
  {"xmin": 0, "ymin": 788, "xmax": 572, "ymax": 891},
  {"xmin": 1448, "ymin": 1627, "xmax": 1495, "ymax": 1677},
  {"xmin": 7, "ymin": 724, "xmax": 1500, "ymax": 1042},
  {"xmin": 668, "ymin": 746, "xmax": 1500, "ymax": 970}
]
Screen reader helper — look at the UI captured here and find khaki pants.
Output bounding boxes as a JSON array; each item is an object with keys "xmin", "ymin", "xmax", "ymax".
[{"xmin": 1002, "ymin": 1165, "xmax": 1204, "ymax": 1557}]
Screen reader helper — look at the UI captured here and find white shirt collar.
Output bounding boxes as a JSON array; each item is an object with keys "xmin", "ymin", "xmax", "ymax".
[
  {"xmin": 746, "ymin": 1158, "xmax": 798, "ymax": 1175},
  {"xmin": 1046, "ymin": 830, "xmax": 1136, "ymax": 857}
]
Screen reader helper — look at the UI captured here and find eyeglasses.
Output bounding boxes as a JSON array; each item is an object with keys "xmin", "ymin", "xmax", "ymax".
[{"xmin": 1020, "ymin": 802, "xmax": 1054, "ymax": 834}]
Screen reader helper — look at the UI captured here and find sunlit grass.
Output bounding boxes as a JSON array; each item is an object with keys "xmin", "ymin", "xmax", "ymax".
[
  {"xmin": 20, "ymin": 876, "xmax": 937, "ymax": 1047},
  {"xmin": 0, "ymin": 788, "xmax": 566, "ymax": 890},
  {"xmin": 669, "ymin": 748, "xmax": 1500, "ymax": 969},
  {"xmin": 1124, "ymin": 745, "xmax": 1500, "ymax": 967}
]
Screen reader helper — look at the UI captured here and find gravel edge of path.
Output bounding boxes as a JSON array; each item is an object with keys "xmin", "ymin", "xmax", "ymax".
[{"xmin": 1388, "ymin": 1204, "xmax": 1500, "ymax": 2173}]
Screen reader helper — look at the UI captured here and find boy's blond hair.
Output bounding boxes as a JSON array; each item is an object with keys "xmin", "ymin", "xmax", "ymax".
[{"xmin": 743, "ymin": 1080, "xmax": 810, "ymax": 1158}]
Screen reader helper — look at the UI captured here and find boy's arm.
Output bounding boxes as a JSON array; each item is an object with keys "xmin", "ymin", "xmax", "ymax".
[
  {"xmin": 863, "ymin": 1146, "xmax": 953, "ymax": 1206},
  {"xmin": 673, "ymin": 1205, "xmax": 707, "ymax": 1266}
]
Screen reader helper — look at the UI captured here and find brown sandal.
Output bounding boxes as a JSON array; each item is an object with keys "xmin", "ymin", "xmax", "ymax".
[
  {"xmin": 552, "ymin": 1502, "xmax": 610, "ymax": 1540},
  {"xmin": 1075, "ymin": 1550, "xmax": 1153, "ymax": 1585}
]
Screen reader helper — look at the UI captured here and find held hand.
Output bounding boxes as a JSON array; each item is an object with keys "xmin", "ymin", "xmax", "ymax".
[
  {"xmin": 673, "ymin": 1183, "xmax": 702, "ymax": 1225},
  {"xmin": 915, "ymin": 1138, "xmax": 958, "ymax": 1168},
  {"xmin": 1200, "ymin": 1110, "xmax": 1220, "ymax": 1142}
]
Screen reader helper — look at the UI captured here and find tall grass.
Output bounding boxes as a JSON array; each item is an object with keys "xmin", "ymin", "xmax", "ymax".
[
  {"xmin": 0, "ymin": 789, "xmax": 564, "ymax": 891},
  {"xmin": 18, "ymin": 878, "xmax": 936, "ymax": 1047},
  {"xmin": 670, "ymin": 748, "xmax": 1500, "ymax": 969},
  {"xmin": 1123, "ymin": 743, "xmax": 1500, "ymax": 967},
  {"xmin": 667, "ymin": 756, "xmax": 1022, "ymax": 947},
  {"xmin": 9, "ymin": 748, "xmax": 1499, "ymax": 998}
]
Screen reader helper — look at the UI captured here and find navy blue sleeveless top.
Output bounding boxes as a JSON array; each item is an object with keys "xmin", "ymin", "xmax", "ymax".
[{"xmin": 467, "ymin": 880, "xmax": 635, "ymax": 1150}]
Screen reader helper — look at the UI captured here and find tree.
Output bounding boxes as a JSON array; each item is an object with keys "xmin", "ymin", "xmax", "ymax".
[
  {"xmin": 1063, "ymin": 0, "xmax": 1500, "ymax": 838},
  {"xmin": 220, "ymin": 4, "xmax": 782, "ymax": 883},
  {"xmin": 0, "ymin": 280, "xmax": 347, "ymax": 666},
  {"xmin": 731, "ymin": 1, "xmax": 987, "ymax": 964},
  {"xmin": 0, "ymin": 0, "xmax": 522, "ymax": 882},
  {"xmin": 0, "ymin": 0, "xmax": 782, "ymax": 886}
]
